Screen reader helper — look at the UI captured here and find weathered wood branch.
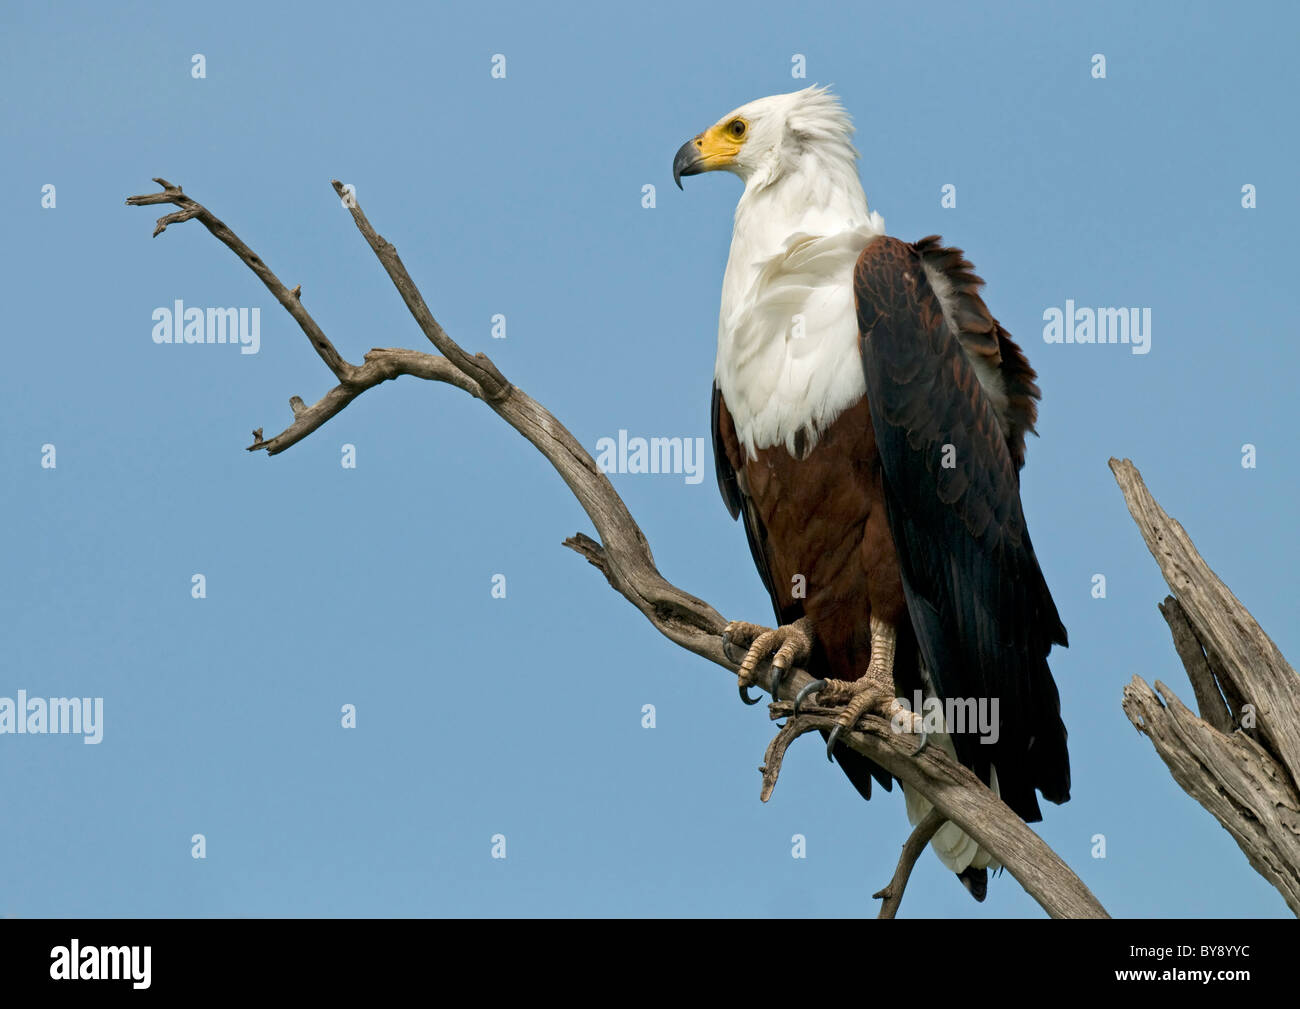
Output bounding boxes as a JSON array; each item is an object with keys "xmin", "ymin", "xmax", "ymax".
[
  {"xmin": 1110, "ymin": 458, "xmax": 1300, "ymax": 914},
  {"xmin": 874, "ymin": 809, "xmax": 948, "ymax": 919},
  {"xmin": 1159, "ymin": 596, "xmax": 1234, "ymax": 735},
  {"xmin": 126, "ymin": 178, "xmax": 353, "ymax": 381},
  {"xmin": 250, "ymin": 348, "xmax": 482, "ymax": 455},
  {"xmin": 126, "ymin": 178, "xmax": 1109, "ymax": 918},
  {"xmin": 763, "ymin": 703, "xmax": 1105, "ymax": 918},
  {"xmin": 756, "ymin": 700, "xmax": 945, "ymax": 918}
]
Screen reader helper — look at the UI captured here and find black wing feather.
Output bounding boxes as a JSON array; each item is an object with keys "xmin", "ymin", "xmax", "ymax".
[{"xmin": 854, "ymin": 238, "xmax": 1069, "ymax": 822}]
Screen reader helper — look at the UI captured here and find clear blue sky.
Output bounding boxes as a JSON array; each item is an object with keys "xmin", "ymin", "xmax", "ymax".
[{"xmin": 2, "ymin": 0, "xmax": 1295, "ymax": 918}]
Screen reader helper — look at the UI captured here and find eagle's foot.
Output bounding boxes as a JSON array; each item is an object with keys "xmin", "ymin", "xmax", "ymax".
[
  {"xmin": 797, "ymin": 676, "xmax": 926, "ymax": 758},
  {"xmin": 722, "ymin": 617, "xmax": 814, "ymax": 706},
  {"xmin": 791, "ymin": 617, "xmax": 928, "ymax": 758}
]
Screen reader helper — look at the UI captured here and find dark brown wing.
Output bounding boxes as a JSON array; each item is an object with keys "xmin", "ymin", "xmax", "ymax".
[
  {"xmin": 905, "ymin": 237, "xmax": 1043, "ymax": 471},
  {"xmin": 854, "ymin": 236, "xmax": 1069, "ymax": 822}
]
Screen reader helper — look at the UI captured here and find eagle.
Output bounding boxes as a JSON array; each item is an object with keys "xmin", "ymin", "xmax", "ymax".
[{"xmin": 673, "ymin": 87, "xmax": 1069, "ymax": 900}]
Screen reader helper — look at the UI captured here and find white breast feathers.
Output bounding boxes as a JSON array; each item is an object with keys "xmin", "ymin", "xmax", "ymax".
[{"xmin": 715, "ymin": 220, "xmax": 884, "ymax": 459}]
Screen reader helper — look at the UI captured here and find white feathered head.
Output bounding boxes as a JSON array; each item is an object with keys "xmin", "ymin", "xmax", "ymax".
[{"xmin": 673, "ymin": 86, "xmax": 858, "ymax": 190}]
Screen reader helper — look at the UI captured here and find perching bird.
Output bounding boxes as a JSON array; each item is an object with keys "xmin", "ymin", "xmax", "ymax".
[{"xmin": 673, "ymin": 87, "xmax": 1069, "ymax": 900}]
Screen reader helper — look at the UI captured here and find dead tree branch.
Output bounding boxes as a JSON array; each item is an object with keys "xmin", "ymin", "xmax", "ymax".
[
  {"xmin": 126, "ymin": 178, "xmax": 1109, "ymax": 919},
  {"xmin": 758, "ymin": 712, "xmax": 820, "ymax": 803},
  {"xmin": 874, "ymin": 808, "xmax": 948, "ymax": 919},
  {"xmin": 1110, "ymin": 458, "xmax": 1300, "ymax": 914},
  {"xmin": 762, "ymin": 703, "xmax": 1104, "ymax": 918}
]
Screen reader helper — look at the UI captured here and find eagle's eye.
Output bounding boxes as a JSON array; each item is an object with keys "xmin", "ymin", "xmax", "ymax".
[{"xmin": 728, "ymin": 119, "xmax": 747, "ymax": 138}]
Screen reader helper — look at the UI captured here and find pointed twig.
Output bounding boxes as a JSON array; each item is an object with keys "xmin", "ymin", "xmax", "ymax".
[
  {"xmin": 873, "ymin": 809, "xmax": 947, "ymax": 919},
  {"xmin": 126, "ymin": 179, "xmax": 352, "ymax": 381},
  {"xmin": 759, "ymin": 715, "xmax": 822, "ymax": 802}
]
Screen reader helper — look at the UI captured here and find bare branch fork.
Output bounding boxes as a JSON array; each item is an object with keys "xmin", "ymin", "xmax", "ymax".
[
  {"xmin": 126, "ymin": 178, "xmax": 1108, "ymax": 919},
  {"xmin": 1110, "ymin": 459, "xmax": 1300, "ymax": 914}
]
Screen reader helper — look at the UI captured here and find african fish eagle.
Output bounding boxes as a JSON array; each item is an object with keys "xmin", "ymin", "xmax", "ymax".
[{"xmin": 673, "ymin": 87, "xmax": 1070, "ymax": 900}]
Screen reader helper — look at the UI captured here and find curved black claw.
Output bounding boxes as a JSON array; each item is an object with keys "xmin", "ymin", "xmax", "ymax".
[
  {"xmin": 721, "ymin": 631, "xmax": 736, "ymax": 663},
  {"xmin": 793, "ymin": 679, "xmax": 825, "ymax": 717},
  {"xmin": 824, "ymin": 722, "xmax": 843, "ymax": 762},
  {"xmin": 769, "ymin": 663, "xmax": 787, "ymax": 703},
  {"xmin": 739, "ymin": 683, "xmax": 762, "ymax": 705},
  {"xmin": 910, "ymin": 729, "xmax": 930, "ymax": 756}
]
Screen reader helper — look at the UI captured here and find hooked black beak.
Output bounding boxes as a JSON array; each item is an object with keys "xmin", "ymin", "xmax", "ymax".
[{"xmin": 673, "ymin": 136, "xmax": 706, "ymax": 190}]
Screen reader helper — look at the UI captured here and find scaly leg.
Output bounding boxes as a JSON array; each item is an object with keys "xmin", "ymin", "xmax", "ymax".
[
  {"xmin": 793, "ymin": 616, "xmax": 927, "ymax": 757},
  {"xmin": 722, "ymin": 617, "xmax": 814, "ymax": 705}
]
